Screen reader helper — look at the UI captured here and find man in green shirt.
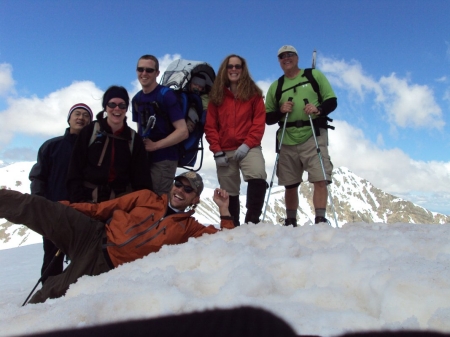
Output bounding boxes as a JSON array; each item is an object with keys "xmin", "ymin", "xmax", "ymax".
[{"xmin": 265, "ymin": 45, "xmax": 337, "ymax": 227}]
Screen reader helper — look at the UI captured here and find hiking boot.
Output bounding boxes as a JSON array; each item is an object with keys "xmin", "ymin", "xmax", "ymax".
[
  {"xmin": 315, "ymin": 216, "xmax": 330, "ymax": 225},
  {"xmin": 244, "ymin": 179, "xmax": 267, "ymax": 225},
  {"xmin": 284, "ymin": 218, "xmax": 297, "ymax": 227}
]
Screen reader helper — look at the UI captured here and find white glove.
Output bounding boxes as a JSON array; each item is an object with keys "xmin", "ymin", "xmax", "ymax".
[
  {"xmin": 233, "ymin": 144, "xmax": 250, "ymax": 162},
  {"xmin": 214, "ymin": 151, "xmax": 229, "ymax": 167}
]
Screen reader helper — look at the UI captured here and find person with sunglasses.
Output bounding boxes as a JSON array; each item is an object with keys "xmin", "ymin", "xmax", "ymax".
[
  {"xmin": 205, "ymin": 54, "xmax": 267, "ymax": 227},
  {"xmin": 67, "ymin": 85, "xmax": 152, "ymax": 203},
  {"xmin": 265, "ymin": 45, "xmax": 337, "ymax": 227},
  {"xmin": 0, "ymin": 171, "xmax": 234, "ymax": 303},
  {"xmin": 29, "ymin": 103, "xmax": 93, "ymax": 284},
  {"xmin": 131, "ymin": 54, "xmax": 188, "ymax": 196}
]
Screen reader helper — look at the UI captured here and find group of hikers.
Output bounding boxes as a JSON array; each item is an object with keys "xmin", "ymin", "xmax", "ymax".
[{"xmin": 0, "ymin": 45, "xmax": 337, "ymax": 303}]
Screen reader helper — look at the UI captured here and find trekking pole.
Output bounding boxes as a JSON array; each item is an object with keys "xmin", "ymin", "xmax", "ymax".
[
  {"xmin": 22, "ymin": 249, "xmax": 61, "ymax": 306},
  {"xmin": 310, "ymin": 50, "xmax": 338, "ymax": 228},
  {"xmin": 304, "ymin": 97, "xmax": 338, "ymax": 228},
  {"xmin": 262, "ymin": 97, "xmax": 293, "ymax": 222}
]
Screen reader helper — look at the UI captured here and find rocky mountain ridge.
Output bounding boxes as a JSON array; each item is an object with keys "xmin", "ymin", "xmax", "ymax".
[{"xmin": 1, "ymin": 162, "xmax": 449, "ymax": 249}]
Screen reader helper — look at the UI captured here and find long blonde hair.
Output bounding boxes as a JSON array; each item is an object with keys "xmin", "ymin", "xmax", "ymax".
[{"xmin": 209, "ymin": 54, "xmax": 263, "ymax": 106}]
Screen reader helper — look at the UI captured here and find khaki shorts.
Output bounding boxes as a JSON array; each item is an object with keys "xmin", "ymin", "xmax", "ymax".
[
  {"xmin": 150, "ymin": 160, "xmax": 178, "ymax": 196},
  {"xmin": 216, "ymin": 146, "xmax": 267, "ymax": 196},
  {"xmin": 277, "ymin": 129, "xmax": 333, "ymax": 186}
]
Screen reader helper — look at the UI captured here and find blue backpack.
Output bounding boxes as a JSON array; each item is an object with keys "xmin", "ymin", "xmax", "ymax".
[
  {"xmin": 139, "ymin": 59, "xmax": 216, "ymax": 172},
  {"xmin": 151, "ymin": 87, "xmax": 206, "ymax": 170}
]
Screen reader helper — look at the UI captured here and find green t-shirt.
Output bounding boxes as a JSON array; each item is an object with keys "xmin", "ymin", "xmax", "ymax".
[{"xmin": 265, "ymin": 69, "xmax": 336, "ymax": 145}]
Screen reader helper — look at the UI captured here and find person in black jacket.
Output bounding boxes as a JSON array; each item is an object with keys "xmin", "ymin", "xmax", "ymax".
[
  {"xmin": 29, "ymin": 103, "xmax": 93, "ymax": 283},
  {"xmin": 67, "ymin": 85, "xmax": 152, "ymax": 203}
]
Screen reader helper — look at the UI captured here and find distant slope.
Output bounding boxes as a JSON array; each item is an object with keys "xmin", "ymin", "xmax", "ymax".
[{"xmin": 1, "ymin": 162, "xmax": 449, "ymax": 250}]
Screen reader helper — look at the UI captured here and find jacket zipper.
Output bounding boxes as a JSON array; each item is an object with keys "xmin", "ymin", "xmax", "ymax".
[
  {"xmin": 135, "ymin": 226, "xmax": 167, "ymax": 248},
  {"xmin": 106, "ymin": 218, "xmax": 162, "ymax": 248},
  {"xmin": 125, "ymin": 213, "xmax": 155, "ymax": 234}
]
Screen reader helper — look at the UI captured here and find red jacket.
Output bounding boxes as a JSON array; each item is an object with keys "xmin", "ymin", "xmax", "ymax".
[
  {"xmin": 205, "ymin": 89, "xmax": 266, "ymax": 153},
  {"xmin": 65, "ymin": 189, "xmax": 234, "ymax": 267}
]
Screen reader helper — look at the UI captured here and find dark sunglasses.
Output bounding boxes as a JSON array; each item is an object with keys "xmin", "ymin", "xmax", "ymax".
[
  {"xmin": 226, "ymin": 64, "xmax": 243, "ymax": 70},
  {"xmin": 278, "ymin": 52, "xmax": 297, "ymax": 59},
  {"xmin": 174, "ymin": 180, "xmax": 195, "ymax": 194},
  {"xmin": 106, "ymin": 102, "xmax": 127, "ymax": 109},
  {"xmin": 137, "ymin": 67, "xmax": 156, "ymax": 73}
]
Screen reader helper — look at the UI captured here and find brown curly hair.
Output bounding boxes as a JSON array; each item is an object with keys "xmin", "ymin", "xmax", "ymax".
[{"xmin": 209, "ymin": 54, "xmax": 263, "ymax": 106}]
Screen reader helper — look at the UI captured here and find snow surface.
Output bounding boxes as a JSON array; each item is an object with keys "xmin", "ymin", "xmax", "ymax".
[{"xmin": 0, "ymin": 222, "xmax": 449, "ymax": 336}]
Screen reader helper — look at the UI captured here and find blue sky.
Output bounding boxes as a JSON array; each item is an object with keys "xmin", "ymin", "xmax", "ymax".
[{"xmin": 1, "ymin": 0, "xmax": 450, "ymax": 215}]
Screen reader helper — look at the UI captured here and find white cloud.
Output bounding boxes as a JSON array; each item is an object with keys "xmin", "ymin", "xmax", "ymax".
[
  {"xmin": 319, "ymin": 58, "xmax": 382, "ymax": 102},
  {"xmin": 0, "ymin": 63, "xmax": 16, "ymax": 97},
  {"xmin": 379, "ymin": 74, "xmax": 444, "ymax": 129},
  {"xmin": 329, "ymin": 120, "xmax": 450, "ymax": 195},
  {"xmin": 0, "ymin": 81, "xmax": 103, "ymax": 145},
  {"xmin": 444, "ymin": 88, "xmax": 450, "ymax": 102},
  {"xmin": 256, "ymin": 80, "xmax": 271, "ymax": 97},
  {"xmin": 320, "ymin": 57, "xmax": 445, "ymax": 130},
  {"xmin": 1, "ymin": 51, "xmax": 183, "ymax": 149}
]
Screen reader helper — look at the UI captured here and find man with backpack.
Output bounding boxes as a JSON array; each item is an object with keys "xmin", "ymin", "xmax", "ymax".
[
  {"xmin": 29, "ymin": 103, "xmax": 93, "ymax": 283},
  {"xmin": 132, "ymin": 55, "xmax": 189, "ymax": 196},
  {"xmin": 265, "ymin": 45, "xmax": 337, "ymax": 227},
  {"xmin": 2, "ymin": 171, "xmax": 234, "ymax": 304}
]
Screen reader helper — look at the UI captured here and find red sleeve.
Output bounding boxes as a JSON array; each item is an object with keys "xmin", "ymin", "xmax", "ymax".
[
  {"xmin": 204, "ymin": 101, "xmax": 222, "ymax": 154},
  {"xmin": 186, "ymin": 217, "xmax": 234, "ymax": 238},
  {"xmin": 66, "ymin": 190, "xmax": 154, "ymax": 221},
  {"xmin": 244, "ymin": 95, "xmax": 266, "ymax": 149}
]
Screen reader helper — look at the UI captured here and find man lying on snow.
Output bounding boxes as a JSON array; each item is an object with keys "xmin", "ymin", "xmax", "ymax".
[{"xmin": 0, "ymin": 171, "xmax": 234, "ymax": 304}]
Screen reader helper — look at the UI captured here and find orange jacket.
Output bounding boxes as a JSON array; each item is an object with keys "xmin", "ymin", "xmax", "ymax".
[
  {"xmin": 65, "ymin": 189, "xmax": 234, "ymax": 267},
  {"xmin": 205, "ymin": 89, "xmax": 266, "ymax": 153}
]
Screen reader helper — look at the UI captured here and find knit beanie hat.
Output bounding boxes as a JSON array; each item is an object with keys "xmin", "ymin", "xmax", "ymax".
[
  {"xmin": 102, "ymin": 86, "xmax": 130, "ymax": 109},
  {"xmin": 67, "ymin": 103, "xmax": 93, "ymax": 123},
  {"xmin": 191, "ymin": 74, "xmax": 206, "ymax": 88}
]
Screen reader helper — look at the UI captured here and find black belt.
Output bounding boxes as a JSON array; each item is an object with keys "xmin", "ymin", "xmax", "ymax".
[
  {"xmin": 102, "ymin": 236, "xmax": 115, "ymax": 270},
  {"xmin": 278, "ymin": 116, "xmax": 334, "ymax": 130}
]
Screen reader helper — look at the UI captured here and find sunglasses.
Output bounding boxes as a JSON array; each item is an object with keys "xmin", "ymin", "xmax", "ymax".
[
  {"xmin": 106, "ymin": 102, "xmax": 127, "ymax": 109},
  {"xmin": 226, "ymin": 64, "xmax": 243, "ymax": 70},
  {"xmin": 137, "ymin": 67, "xmax": 156, "ymax": 73},
  {"xmin": 278, "ymin": 52, "xmax": 297, "ymax": 59},
  {"xmin": 174, "ymin": 180, "xmax": 195, "ymax": 194}
]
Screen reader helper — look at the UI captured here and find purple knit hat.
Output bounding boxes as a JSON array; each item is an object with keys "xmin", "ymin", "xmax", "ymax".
[{"xmin": 67, "ymin": 103, "xmax": 93, "ymax": 123}]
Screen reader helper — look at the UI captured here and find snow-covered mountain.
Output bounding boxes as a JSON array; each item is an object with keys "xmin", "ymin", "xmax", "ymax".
[
  {"xmin": 196, "ymin": 167, "xmax": 450, "ymax": 227},
  {"xmin": 1, "ymin": 162, "xmax": 449, "ymax": 250}
]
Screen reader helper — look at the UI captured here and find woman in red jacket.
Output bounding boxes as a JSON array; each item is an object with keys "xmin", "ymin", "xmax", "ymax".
[{"xmin": 205, "ymin": 54, "xmax": 267, "ymax": 226}]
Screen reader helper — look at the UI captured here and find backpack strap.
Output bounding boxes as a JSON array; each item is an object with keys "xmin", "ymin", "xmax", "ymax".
[
  {"xmin": 275, "ymin": 68, "xmax": 322, "ymax": 107},
  {"xmin": 274, "ymin": 75, "xmax": 285, "ymax": 108},
  {"xmin": 274, "ymin": 69, "xmax": 332, "ymax": 144},
  {"xmin": 89, "ymin": 121, "xmax": 135, "ymax": 167},
  {"xmin": 129, "ymin": 129, "xmax": 135, "ymax": 154},
  {"xmin": 302, "ymin": 68, "xmax": 323, "ymax": 104},
  {"xmin": 89, "ymin": 121, "xmax": 101, "ymax": 147},
  {"xmin": 155, "ymin": 86, "xmax": 171, "ymax": 112}
]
